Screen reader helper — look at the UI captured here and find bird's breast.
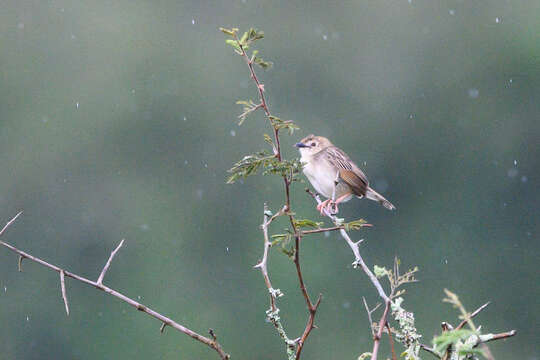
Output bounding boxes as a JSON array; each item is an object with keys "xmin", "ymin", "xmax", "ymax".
[{"xmin": 302, "ymin": 159, "xmax": 350, "ymax": 199}]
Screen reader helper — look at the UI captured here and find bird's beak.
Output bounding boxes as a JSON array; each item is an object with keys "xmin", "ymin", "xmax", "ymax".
[{"xmin": 295, "ymin": 142, "xmax": 309, "ymax": 148}]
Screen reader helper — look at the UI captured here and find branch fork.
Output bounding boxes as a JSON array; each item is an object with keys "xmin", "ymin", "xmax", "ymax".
[{"xmin": 0, "ymin": 212, "xmax": 230, "ymax": 360}]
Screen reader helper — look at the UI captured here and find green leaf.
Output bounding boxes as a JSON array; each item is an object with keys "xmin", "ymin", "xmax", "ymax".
[
  {"xmin": 225, "ymin": 39, "xmax": 241, "ymax": 51},
  {"xmin": 239, "ymin": 31, "xmax": 249, "ymax": 46},
  {"xmin": 253, "ymin": 56, "xmax": 273, "ymax": 69},
  {"xmin": 374, "ymin": 265, "xmax": 389, "ymax": 278},
  {"xmin": 263, "ymin": 133, "xmax": 274, "ymax": 147},
  {"xmin": 236, "ymin": 99, "xmax": 260, "ymax": 124},
  {"xmin": 269, "ymin": 116, "xmax": 299, "ymax": 135},
  {"xmin": 226, "ymin": 151, "xmax": 275, "ymax": 183},
  {"xmin": 343, "ymin": 218, "xmax": 368, "ymax": 231},
  {"xmin": 219, "ymin": 27, "xmax": 238, "ymax": 36},
  {"xmin": 293, "ymin": 219, "xmax": 323, "ymax": 229},
  {"xmin": 433, "ymin": 329, "xmax": 477, "ymax": 353}
]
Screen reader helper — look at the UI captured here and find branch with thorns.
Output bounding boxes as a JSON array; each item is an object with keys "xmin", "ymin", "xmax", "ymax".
[
  {"xmin": 0, "ymin": 212, "xmax": 229, "ymax": 360},
  {"xmin": 221, "ymin": 27, "xmax": 320, "ymax": 359}
]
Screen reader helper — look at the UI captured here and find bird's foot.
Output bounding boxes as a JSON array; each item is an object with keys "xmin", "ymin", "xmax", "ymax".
[{"xmin": 317, "ymin": 199, "xmax": 339, "ymax": 215}]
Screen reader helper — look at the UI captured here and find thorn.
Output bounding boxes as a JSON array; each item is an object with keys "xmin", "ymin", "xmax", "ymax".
[{"xmin": 18, "ymin": 255, "xmax": 24, "ymax": 272}]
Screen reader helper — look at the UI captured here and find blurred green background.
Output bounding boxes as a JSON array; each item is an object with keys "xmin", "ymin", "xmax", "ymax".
[{"xmin": 1, "ymin": 0, "xmax": 538, "ymax": 359}]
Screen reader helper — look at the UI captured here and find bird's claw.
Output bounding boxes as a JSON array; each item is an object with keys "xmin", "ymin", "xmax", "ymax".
[{"xmin": 316, "ymin": 199, "xmax": 339, "ymax": 215}]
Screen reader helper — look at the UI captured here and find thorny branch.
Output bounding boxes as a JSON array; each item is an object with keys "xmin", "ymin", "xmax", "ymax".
[
  {"xmin": 0, "ymin": 212, "xmax": 229, "ymax": 360},
  {"xmin": 305, "ymin": 189, "xmax": 393, "ymax": 360},
  {"xmin": 230, "ymin": 30, "xmax": 321, "ymax": 359}
]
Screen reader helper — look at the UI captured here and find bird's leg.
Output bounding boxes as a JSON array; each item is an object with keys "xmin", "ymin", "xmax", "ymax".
[
  {"xmin": 329, "ymin": 193, "xmax": 353, "ymax": 214},
  {"xmin": 317, "ymin": 199, "xmax": 332, "ymax": 215},
  {"xmin": 326, "ymin": 171, "xmax": 340, "ymax": 214}
]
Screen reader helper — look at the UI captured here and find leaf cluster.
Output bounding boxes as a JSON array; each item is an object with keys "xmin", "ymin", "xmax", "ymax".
[{"xmin": 220, "ymin": 27, "xmax": 272, "ymax": 69}]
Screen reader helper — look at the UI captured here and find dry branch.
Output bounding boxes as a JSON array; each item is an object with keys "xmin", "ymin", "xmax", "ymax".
[{"xmin": 0, "ymin": 212, "xmax": 229, "ymax": 360}]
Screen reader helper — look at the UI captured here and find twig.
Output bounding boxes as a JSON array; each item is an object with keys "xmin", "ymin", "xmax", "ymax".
[
  {"xmin": 97, "ymin": 239, "xmax": 125, "ymax": 285},
  {"xmin": 60, "ymin": 270, "xmax": 69, "ymax": 316},
  {"xmin": 0, "ymin": 213, "xmax": 229, "ymax": 360},
  {"xmin": 305, "ymin": 188, "xmax": 393, "ymax": 360},
  {"xmin": 479, "ymin": 330, "xmax": 516, "ymax": 343},
  {"xmin": 362, "ymin": 297, "xmax": 376, "ymax": 336},
  {"xmin": 420, "ymin": 344, "xmax": 441, "ymax": 359},
  {"xmin": 18, "ymin": 255, "xmax": 24, "ymax": 272},
  {"xmin": 370, "ymin": 300, "xmax": 391, "ymax": 360},
  {"xmin": 386, "ymin": 323, "xmax": 397, "ymax": 360},
  {"xmin": 300, "ymin": 226, "xmax": 345, "ymax": 235},
  {"xmin": 455, "ymin": 302, "xmax": 490, "ymax": 330},
  {"xmin": 255, "ymin": 204, "xmax": 279, "ymax": 312},
  {"xmin": 293, "ymin": 231, "xmax": 322, "ymax": 359},
  {"xmin": 306, "ymin": 189, "xmax": 390, "ymax": 304}
]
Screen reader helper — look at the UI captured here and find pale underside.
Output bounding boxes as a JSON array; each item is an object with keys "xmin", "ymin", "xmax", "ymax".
[{"xmin": 300, "ymin": 147, "xmax": 367, "ymax": 201}]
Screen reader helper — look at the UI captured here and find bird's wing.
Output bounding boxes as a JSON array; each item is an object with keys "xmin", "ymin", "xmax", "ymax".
[{"xmin": 323, "ymin": 146, "xmax": 369, "ymax": 196}]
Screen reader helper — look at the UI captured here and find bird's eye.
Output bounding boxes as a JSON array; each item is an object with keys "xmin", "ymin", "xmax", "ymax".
[{"xmin": 310, "ymin": 142, "xmax": 316, "ymax": 147}]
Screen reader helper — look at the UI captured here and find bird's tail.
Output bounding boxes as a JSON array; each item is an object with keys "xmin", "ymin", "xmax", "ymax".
[{"xmin": 365, "ymin": 187, "xmax": 396, "ymax": 210}]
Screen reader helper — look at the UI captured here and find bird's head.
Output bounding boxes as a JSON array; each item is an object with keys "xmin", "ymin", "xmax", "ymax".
[{"xmin": 295, "ymin": 135, "xmax": 332, "ymax": 156}]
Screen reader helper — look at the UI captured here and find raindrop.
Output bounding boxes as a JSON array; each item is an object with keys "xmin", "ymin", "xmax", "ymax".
[
  {"xmin": 468, "ymin": 88, "xmax": 479, "ymax": 99},
  {"xmin": 192, "ymin": 19, "xmax": 195, "ymax": 25},
  {"xmin": 71, "ymin": 34, "xmax": 76, "ymax": 40},
  {"xmin": 509, "ymin": 78, "xmax": 513, "ymax": 84},
  {"xmin": 408, "ymin": 0, "xmax": 412, "ymax": 3},
  {"xmin": 98, "ymin": 312, "xmax": 103, "ymax": 317},
  {"xmin": 204, "ymin": 163, "xmax": 208, "ymax": 168},
  {"xmin": 363, "ymin": 161, "xmax": 367, "ymax": 166},
  {"xmin": 131, "ymin": 89, "xmax": 136, "ymax": 94},
  {"xmin": 230, "ymin": 130, "xmax": 236, "ymax": 137},
  {"xmin": 4, "ymin": 286, "xmax": 6, "ymax": 292},
  {"xmin": 226, "ymin": 247, "xmax": 229, "ymax": 252},
  {"xmin": 184, "ymin": 160, "xmax": 188, "ymax": 165},
  {"xmin": 26, "ymin": 315, "xmax": 30, "ymax": 322},
  {"xmin": 444, "ymin": 259, "xmax": 448, "ymax": 264},
  {"xmin": 324, "ymin": 231, "xmax": 330, "ymax": 238},
  {"xmin": 409, "ymin": 114, "xmax": 414, "ymax": 119},
  {"xmin": 76, "ymin": 102, "xmax": 80, "ymax": 109},
  {"xmin": 513, "ymin": 159, "xmax": 517, "ymax": 166},
  {"xmin": 183, "ymin": 116, "xmax": 187, "ymax": 121},
  {"xmin": 449, "ymin": 9, "xmax": 455, "ymax": 15},
  {"xmin": 322, "ymin": 34, "xmax": 328, "ymax": 40},
  {"xmin": 495, "ymin": 17, "xmax": 500, "ymax": 23},
  {"xmin": 137, "ymin": 295, "xmax": 141, "ymax": 300}
]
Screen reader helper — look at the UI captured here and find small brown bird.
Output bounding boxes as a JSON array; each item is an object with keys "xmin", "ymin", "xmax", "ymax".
[{"xmin": 295, "ymin": 135, "xmax": 396, "ymax": 214}]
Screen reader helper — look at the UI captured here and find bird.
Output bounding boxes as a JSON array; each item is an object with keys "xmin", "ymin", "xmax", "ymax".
[{"xmin": 295, "ymin": 134, "xmax": 396, "ymax": 214}]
